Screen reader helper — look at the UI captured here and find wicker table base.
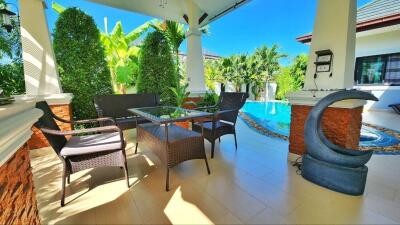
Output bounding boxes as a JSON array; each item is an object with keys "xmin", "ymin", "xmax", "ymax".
[{"xmin": 136, "ymin": 123, "xmax": 210, "ymax": 191}]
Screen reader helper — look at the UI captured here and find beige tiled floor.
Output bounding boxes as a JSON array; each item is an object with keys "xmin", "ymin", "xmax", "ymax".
[
  {"xmin": 363, "ymin": 110, "xmax": 400, "ymax": 131},
  {"xmin": 30, "ymin": 118, "xmax": 400, "ymax": 224}
]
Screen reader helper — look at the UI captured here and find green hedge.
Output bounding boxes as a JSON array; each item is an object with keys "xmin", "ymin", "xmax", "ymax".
[
  {"xmin": 136, "ymin": 30, "xmax": 177, "ymax": 105},
  {"xmin": 53, "ymin": 8, "xmax": 113, "ymax": 120}
]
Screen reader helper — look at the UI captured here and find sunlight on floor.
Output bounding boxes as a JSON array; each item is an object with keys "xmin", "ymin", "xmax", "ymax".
[
  {"xmin": 164, "ymin": 187, "xmax": 213, "ymax": 225},
  {"xmin": 30, "ymin": 119, "xmax": 400, "ymax": 224}
]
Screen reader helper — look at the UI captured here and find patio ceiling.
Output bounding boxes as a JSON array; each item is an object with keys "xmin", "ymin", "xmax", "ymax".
[{"xmin": 86, "ymin": 0, "xmax": 249, "ymax": 26}]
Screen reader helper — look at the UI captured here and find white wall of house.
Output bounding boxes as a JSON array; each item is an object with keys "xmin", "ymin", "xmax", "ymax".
[
  {"xmin": 354, "ymin": 28, "xmax": 400, "ymax": 110},
  {"xmin": 356, "ymin": 29, "xmax": 400, "ymax": 57}
]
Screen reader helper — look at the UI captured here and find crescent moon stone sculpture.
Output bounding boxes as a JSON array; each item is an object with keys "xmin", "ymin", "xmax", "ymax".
[{"xmin": 301, "ymin": 90, "xmax": 378, "ymax": 195}]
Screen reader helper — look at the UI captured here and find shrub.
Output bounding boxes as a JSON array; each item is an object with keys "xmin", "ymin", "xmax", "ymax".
[
  {"xmin": 275, "ymin": 68, "xmax": 294, "ymax": 100},
  {"xmin": 136, "ymin": 30, "xmax": 177, "ymax": 105},
  {"xmin": 275, "ymin": 54, "xmax": 308, "ymax": 100},
  {"xmin": 197, "ymin": 91, "xmax": 219, "ymax": 108},
  {"xmin": 53, "ymin": 8, "xmax": 113, "ymax": 120},
  {"xmin": 0, "ymin": 63, "xmax": 24, "ymax": 96}
]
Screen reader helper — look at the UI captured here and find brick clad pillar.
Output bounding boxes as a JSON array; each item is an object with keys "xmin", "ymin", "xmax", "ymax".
[
  {"xmin": 0, "ymin": 144, "xmax": 41, "ymax": 225},
  {"xmin": 27, "ymin": 104, "xmax": 73, "ymax": 150},
  {"xmin": 289, "ymin": 105, "xmax": 363, "ymax": 156}
]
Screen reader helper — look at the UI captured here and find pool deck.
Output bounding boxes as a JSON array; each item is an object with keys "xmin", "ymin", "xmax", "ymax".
[{"xmin": 363, "ymin": 110, "xmax": 400, "ymax": 132}]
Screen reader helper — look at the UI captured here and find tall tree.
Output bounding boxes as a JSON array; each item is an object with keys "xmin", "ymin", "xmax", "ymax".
[
  {"xmin": 53, "ymin": 8, "xmax": 113, "ymax": 120},
  {"xmin": 137, "ymin": 30, "xmax": 178, "ymax": 105},
  {"xmin": 254, "ymin": 44, "xmax": 287, "ymax": 82}
]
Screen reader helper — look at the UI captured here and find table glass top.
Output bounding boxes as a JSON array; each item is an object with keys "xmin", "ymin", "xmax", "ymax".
[{"xmin": 129, "ymin": 106, "xmax": 211, "ymax": 123}]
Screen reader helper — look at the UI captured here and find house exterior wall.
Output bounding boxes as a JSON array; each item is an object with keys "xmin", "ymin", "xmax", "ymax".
[
  {"xmin": 356, "ymin": 29, "xmax": 400, "ymax": 57},
  {"xmin": 0, "ymin": 144, "xmax": 41, "ymax": 225},
  {"xmin": 354, "ymin": 29, "xmax": 400, "ymax": 110}
]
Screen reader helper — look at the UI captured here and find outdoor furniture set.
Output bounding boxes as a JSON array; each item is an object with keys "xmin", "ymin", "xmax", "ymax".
[{"xmin": 34, "ymin": 92, "xmax": 247, "ymax": 206}]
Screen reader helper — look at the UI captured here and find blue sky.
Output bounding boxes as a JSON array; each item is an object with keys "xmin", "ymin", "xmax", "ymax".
[{"xmin": 21, "ymin": 0, "xmax": 371, "ymax": 64}]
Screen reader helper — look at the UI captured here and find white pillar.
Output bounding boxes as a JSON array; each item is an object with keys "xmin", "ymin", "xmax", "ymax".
[
  {"xmin": 19, "ymin": 0, "xmax": 62, "ymax": 95},
  {"xmin": 186, "ymin": 0, "xmax": 206, "ymax": 95},
  {"xmin": 303, "ymin": 0, "xmax": 357, "ymax": 90}
]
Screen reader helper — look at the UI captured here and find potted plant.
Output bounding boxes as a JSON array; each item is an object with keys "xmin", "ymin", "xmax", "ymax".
[{"xmin": 169, "ymin": 83, "xmax": 192, "ymax": 128}]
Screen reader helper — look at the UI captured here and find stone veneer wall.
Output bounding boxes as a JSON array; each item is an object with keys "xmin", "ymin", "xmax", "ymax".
[
  {"xmin": 289, "ymin": 105, "xmax": 363, "ymax": 155},
  {"xmin": 27, "ymin": 104, "xmax": 72, "ymax": 150},
  {"xmin": 0, "ymin": 144, "xmax": 41, "ymax": 225}
]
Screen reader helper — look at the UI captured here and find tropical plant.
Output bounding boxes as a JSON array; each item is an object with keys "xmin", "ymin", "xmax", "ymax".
[
  {"xmin": 197, "ymin": 91, "xmax": 219, "ymax": 107},
  {"xmin": 254, "ymin": 44, "xmax": 287, "ymax": 81},
  {"xmin": 219, "ymin": 55, "xmax": 242, "ymax": 92},
  {"xmin": 53, "ymin": 8, "xmax": 113, "ymax": 120},
  {"xmin": 137, "ymin": 30, "xmax": 178, "ymax": 105},
  {"xmin": 204, "ymin": 59, "xmax": 224, "ymax": 91},
  {"xmin": 247, "ymin": 44, "xmax": 287, "ymax": 99},
  {"xmin": 275, "ymin": 68, "xmax": 294, "ymax": 100},
  {"xmin": 169, "ymin": 83, "xmax": 190, "ymax": 107},
  {"xmin": 152, "ymin": 20, "xmax": 209, "ymax": 79},
  {"xmin": 0, "ymin": 1, "xmax": 24, "ymax": 96},
  {"xmin": 100, "ymin": 20, "xmax": 152, "ymax": 93},
  {"xmin": 290, "ymin": 54, "xmax": 308, "ymax": 88}
]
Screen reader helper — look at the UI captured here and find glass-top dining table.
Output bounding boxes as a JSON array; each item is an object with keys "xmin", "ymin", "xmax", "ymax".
[{"xmin": 128, "ymin": 106, "xmax": 213, "ymax": 191}]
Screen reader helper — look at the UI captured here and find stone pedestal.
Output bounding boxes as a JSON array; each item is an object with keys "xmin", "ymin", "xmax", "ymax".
[
  {"xmin": 289, "ymin": 105, "xmax": 363, "ymax": 155},
  {"xmin": 288, "ymin": 90, "xmax": 366, "ymax": 160}
]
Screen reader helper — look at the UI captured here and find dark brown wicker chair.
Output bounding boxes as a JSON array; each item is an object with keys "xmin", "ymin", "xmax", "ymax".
[
  {"xmin": 34, "ymin": 101, "xmax": 129, "ymax": 207},
  {"xmin": 192, "ymin": 92, "xmax": 247, "ymax": 158},
  {"xmin": 94, "ymin": 94, "xmax": 160, "ymax": 130}
]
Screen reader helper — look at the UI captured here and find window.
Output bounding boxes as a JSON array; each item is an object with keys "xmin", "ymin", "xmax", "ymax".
[{"xmin": 355, "ymin": 53, "xmax": 400, "ymax": 86}]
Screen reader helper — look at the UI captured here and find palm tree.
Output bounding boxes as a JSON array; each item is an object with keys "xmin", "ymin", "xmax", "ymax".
[
  {"xmin": 252, "ymin": 44, "xmax": 287, "ymax": 99},
  {"xmin": 254, "ymin": 44, "xmax": 287, "ymax": 81},
  {"xmin": 152, "ymin": 20, "xmax": 209, "ymax": 80},
  {"xmin": 221, "ymin": 55, "xmax": 244, "ymax": 92},
  {"xmin": 204, "ymin": 59, "xmax": 224, "ymax": 91},
  {"xmin": 100, "ymin": 20, "xmax": 152, "ymax": 93}
]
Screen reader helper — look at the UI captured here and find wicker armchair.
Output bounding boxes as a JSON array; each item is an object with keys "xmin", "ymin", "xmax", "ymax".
[
  {"xmin": 34, "ymin": 101, "xmax": 129, "ymax": 206},
  {"xmin": 192, "ymin": 92, "xmax": 247, "ymax": 158}
]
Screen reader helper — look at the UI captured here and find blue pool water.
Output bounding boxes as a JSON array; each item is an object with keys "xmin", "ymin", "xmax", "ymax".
[{"xmin": 241, "ymin": 101, "xmax": 400, "ymax": 148}]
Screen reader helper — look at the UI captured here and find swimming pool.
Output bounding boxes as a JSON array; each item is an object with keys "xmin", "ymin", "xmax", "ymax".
[{"xmin": 241, "ymin": 101, "xmax": 400, "ymax": 148}]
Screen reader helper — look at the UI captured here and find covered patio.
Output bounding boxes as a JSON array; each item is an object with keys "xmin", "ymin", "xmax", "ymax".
[
  {"xmin": 30, "ymin": 118, "xmax": 400, "ymax": 224},
  {"xmin": 1, "ymin": 0, "xmax": 400, "ymax": 224}
]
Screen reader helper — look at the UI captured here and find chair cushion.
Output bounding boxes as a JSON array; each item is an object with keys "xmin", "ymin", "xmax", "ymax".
[{"xmin": 61, "ymin": 132, "xmax": 122, "ymax": 157}]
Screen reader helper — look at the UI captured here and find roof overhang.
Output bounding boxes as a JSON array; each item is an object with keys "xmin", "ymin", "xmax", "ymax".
[
  {"xmin": 296, "ymin": 13, "xmax": 400, "ymax": 44},
  {"xmin": 86, "ymin": 0, "xmax": 250, "ymax": 27}
]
